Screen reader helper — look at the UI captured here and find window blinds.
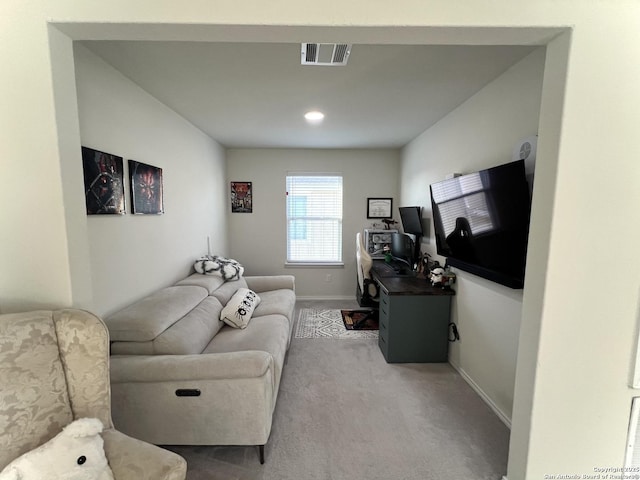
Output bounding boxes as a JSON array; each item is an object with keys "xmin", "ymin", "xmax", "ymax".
[{"xmin": 286, "ymin": 175, "xmax": 343, "ymax": 263}]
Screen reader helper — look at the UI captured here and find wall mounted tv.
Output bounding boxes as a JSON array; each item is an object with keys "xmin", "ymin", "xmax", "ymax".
[{"xmin": 429, "ymin": 159, "xmax": 531, "ymax": 289}]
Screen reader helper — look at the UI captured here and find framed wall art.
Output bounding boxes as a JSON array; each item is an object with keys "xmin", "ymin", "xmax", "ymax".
[
  {"xmin": 129, "ymin": 160, "xmax": 164, "ymax": 214},
  {"xmin": 231, "ymin": 181, "xmax": 252, "ymax": 213},
  {"xmin": 81, "ymin": 146, "xmax": 126, "ymax": 215},
  {"xmin": 367, "ymin": 197, "xmax": 393, "ymax": 219}
]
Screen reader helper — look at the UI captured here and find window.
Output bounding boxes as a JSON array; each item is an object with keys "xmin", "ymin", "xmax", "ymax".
[{"xmin": 286, "ymin": 175, "xmax": 343, "ymax": 264}]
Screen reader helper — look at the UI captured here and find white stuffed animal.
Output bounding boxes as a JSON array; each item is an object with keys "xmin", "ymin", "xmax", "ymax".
[
  {"xmin": 0, "ymin": 418, "xmax": 114, "ymax": 480},
  {"xmin": 194, "ymin": 255, "xmax": 244, "ymax": 281}
]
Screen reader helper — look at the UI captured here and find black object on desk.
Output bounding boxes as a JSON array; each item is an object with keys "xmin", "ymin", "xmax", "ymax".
[
  {"xmin": 372, "ymin": 260, "xmax": 415, "ymax": 278},
  {"xmin": 371, "ymin": 261, "xmax": 455, "ymax": 363}
]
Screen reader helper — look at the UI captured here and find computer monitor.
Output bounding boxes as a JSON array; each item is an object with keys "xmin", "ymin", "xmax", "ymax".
[
  {"xmin": 399, "ymin": 206, "xmax": 423, "ymax": 236},
  {"xmin": 390, "ymin": 232, "xmax": 415, "ymax": 270}
]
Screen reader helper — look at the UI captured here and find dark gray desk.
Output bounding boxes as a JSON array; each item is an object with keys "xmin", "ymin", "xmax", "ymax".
[{"xmin": 371, "ymin": 261, "xmax": 454, "ymax": 363}]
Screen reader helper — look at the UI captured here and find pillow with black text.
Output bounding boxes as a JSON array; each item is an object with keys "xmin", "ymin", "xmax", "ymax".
[{"xmin": 220, "ymin": 288, "xmax": 261, "ymax": 329}]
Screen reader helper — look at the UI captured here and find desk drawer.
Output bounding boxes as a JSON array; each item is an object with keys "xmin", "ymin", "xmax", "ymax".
[
  {"xmin": 380, "ymin": 290, "xmax": 390, "ymax": 308},
  {"xmin": 378, "ymin": 290, "xmax": 390, "ymax": 349},
  {"xmin": 379, "ymin": 305, "xmax": 389, "ymax": 329},
  {"xmin": 378, "ymin": 330, "xmax": 389, "ymax": 359},
  {"xmin": 379, "ymin": 291, "xmax": 390, "ymax": 318},
  {"xmin": 379, "ymin": 317, "xmax": 388, "ymax": 342}
]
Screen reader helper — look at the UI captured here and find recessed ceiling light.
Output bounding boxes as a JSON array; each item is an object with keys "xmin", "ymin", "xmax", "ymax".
[{"xmin": 304, "ymin": 111, "xmax": 325, "ymax": 124}]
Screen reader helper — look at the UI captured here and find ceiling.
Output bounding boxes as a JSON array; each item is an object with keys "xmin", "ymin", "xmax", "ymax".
[{"xmin": 80, "ymin": 41, "xmax": 538, "ymax": 149}]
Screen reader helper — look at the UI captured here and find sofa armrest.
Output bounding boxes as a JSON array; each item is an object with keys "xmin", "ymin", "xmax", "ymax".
[
  {"xmin": 110, "ymin": 350, "xmax": 272, "ymax": 383},
  {"xmin": 244, "ymin": 275, "xmax": 295, "ymax": 293},
  {"xmin": 102, "ymin": 429, "xmax": 186, "ymax": 480}
]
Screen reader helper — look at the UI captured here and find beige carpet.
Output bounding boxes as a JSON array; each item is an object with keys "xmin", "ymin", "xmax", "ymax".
[{"xmin": 166, "ymin": 300, "xmax": 509, "ymax": 480}]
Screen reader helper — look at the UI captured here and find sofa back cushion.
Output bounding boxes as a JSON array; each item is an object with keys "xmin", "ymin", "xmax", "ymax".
[
  {"xmin": 175, "ymin": 273, "xmax": 225, "ymax": 294},
  {"xmin": 152, "ymin": 296, "xmax": 225, "ymax": 354},
  {"xmin": 210, "ymin": 277, "xmax": 248, "ymax": 305},
  {"xmin": 105, "ymin": 286, "xmax": 208, "ymax": 342}
]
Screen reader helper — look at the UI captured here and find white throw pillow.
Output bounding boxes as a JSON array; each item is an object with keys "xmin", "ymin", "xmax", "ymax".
[
  {"xmin": 220, "ymin": 288, "xmax": 261, "ymax": 329},
  {"xmin": 0, "ymin": 418, "xmax": 114, "ymax": 480}
]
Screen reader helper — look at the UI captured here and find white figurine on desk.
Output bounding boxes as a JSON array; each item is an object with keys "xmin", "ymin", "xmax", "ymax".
[{"xmin": 429, "ymin": 267, "xmax": 456, "ymax": 288}]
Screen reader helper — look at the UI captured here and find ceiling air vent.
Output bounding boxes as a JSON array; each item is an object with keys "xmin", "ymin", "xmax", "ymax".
[{"xmin": 301, "ymin": 43, "xmax": 352, "ymax": 66}]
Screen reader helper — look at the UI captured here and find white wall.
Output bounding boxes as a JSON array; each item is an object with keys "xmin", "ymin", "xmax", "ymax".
[
  {"xmin": 226, "ymin": 148, "xmax": 400, "ymax": 298},
  {"xmin": 74, "ymin": 45, "xmax": 228, "ymax": 316},
  {"xmin": 401, "ymin": 49, "xmax": 546, "ymax": 424},
  {"xmin": 1, "ymin": 3, "xmax": 640, "ymax": 480}
]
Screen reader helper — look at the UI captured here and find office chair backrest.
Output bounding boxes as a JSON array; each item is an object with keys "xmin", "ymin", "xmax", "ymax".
[{"xmin": 356, "ymin": 232, "xmax": 376, "ymax": 297}]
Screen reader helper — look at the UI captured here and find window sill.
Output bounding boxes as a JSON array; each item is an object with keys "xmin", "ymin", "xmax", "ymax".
[{"xmin": 284, "ymin": 262, "xmax": 344, "ymax": 268}]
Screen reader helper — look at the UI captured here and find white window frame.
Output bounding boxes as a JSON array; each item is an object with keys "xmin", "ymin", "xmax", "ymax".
[{"xmin": 285, "ymin": 174, "xmax": 343, "ymax": 266}]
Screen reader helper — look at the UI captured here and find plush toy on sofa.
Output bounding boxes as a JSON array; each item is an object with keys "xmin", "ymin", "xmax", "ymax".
[
  {"xmin": 194, "ymin": 255, "xmax": 244, "ymax": 281},
  {"xmin": 0, "ymin": 418, "xmax": 114, "ymax": 480}
]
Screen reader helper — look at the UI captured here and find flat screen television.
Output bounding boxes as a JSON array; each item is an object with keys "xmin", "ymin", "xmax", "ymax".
[
  {"xmin": 429, "ymin": 159, "xmax": 531, "ymax": 289},
  {"xmin": 399, "ymin": 206, "xmax": 423, "ymax": 236}
]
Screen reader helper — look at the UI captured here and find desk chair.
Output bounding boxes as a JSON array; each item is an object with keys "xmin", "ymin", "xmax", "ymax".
[{"xmin": 356, "ymin": 232, "xmax": 379, "ymax": 307}]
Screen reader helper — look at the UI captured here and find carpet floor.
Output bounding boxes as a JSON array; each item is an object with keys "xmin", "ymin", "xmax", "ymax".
[{"xmin": 166, "ymin": 300, "xmax": 510, "ymax": 480}]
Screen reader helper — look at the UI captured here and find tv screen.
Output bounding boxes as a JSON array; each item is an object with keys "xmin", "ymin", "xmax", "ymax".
[
  {"xmin": 429, "ymin": 159, "xmax": 531, "ymax": 289},
  {"xmin": 399, "ymin": 206, "xmax": 423, "ymax": 236}
]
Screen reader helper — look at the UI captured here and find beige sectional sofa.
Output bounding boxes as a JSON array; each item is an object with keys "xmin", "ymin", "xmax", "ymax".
[{"xmin": 103, "ymin": 273, "xmax": 296, "ymax": 463}]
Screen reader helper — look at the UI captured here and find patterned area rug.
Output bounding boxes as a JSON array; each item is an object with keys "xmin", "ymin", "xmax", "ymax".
[{"xmin": 295, "ymin": 309, "xmax": 379, "ymax": 339}]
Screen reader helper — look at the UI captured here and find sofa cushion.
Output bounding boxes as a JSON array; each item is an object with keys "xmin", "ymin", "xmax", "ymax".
[
  {"xmin": 203, "ymin": 314, "xmax": 290, "ymax": 392},
  {"xmin": 252, "ymin": 289, "xmax": 296, "ymax": 324},
  {"xmin": 204, "ymin": 314, "xmax": 289, "ymax": 360},
  {"xmin": 210, "ymin": 277, "xmax": 248, "ymax": 305},
  {"xmin": 175, "ymin": 273, "xmax": 225, "ymax": 294},
  {"xmin": 244, "ymin": 275, "xmax": 295, "ymax": 293},
  {"xmin": 220, "ymin": 289, "xmax": 261, "ymax": 329},
  {"xmin": 110, "ymin": 296, "xmax": 225, "ymax": 355},
  {"xmin": 110, "ymin": 340, "xmax": 154, "ymax": 355},
  {"xmin": 105, "ymin": 286, "xmax": 208, "ymax": 342},
  {"xmin": 153, "ymin": 296, "xmax": 225, "ymax": 354}
]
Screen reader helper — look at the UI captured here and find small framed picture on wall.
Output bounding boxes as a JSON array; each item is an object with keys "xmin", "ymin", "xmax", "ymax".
[
  {"xmin": 81, "ymin": 146, "xmax": 126, "ymax": 215},
  {"xmin": 129, "ymin": 160, "xmax": 164, "ymax": 214},
  {"xmin": 367, "ymin": 197, "xmax": 393, "ymax": 219},
  {"xmin": 231, "ymin": 181, "xmax": 252, "ymax": 213}
]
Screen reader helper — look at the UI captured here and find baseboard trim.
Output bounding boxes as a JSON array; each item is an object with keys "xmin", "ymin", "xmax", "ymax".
[
  {"xmin": 502, "ymin": 476, "xmax": 509, "ymax": 480},
  {"xmin": 296, "ymin": 295, "xmax": 355, "ymax": 301},
  {"xmin": 449, "ymin": 362, "xmax": 512, "ymax": 429}
]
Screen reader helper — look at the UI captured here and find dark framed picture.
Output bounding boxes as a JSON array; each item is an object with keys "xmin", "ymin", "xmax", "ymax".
[
  {"xmin": 129, "ymin": 160, "xmax": 164, "ymax": 215},
  {"xmin": 231, "ymin": 181, "xmax": 252, "ymax": 213},
  {"xmin": 81, "ymin": 146, "xmax": 126, "ymax": 215},
  {"xmin": 367, "ymin": 197, "xmax": 393, "ymax": 219}
]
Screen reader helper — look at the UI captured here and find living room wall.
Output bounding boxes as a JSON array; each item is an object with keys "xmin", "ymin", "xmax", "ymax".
[
  {"xmin": 74, "ymin": 45, "xmax": 228, "ymax": 316},
  {"xmin": 226, "ymin": 148, "xmax": 400, "ymax": 298},
  {"xmin": 400, "ymin": 49, "xmax": 546, "ymax": 424}
]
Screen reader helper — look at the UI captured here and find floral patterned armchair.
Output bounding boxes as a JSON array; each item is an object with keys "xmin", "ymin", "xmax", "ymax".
[{"xmin": 0, "ymin": 309, "xmax": 187, "ymax": 479}]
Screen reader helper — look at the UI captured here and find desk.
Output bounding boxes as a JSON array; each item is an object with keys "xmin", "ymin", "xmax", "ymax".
[{"xmin": 371, "ymin": 261, "xmax": 455, "ymax": 363}]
